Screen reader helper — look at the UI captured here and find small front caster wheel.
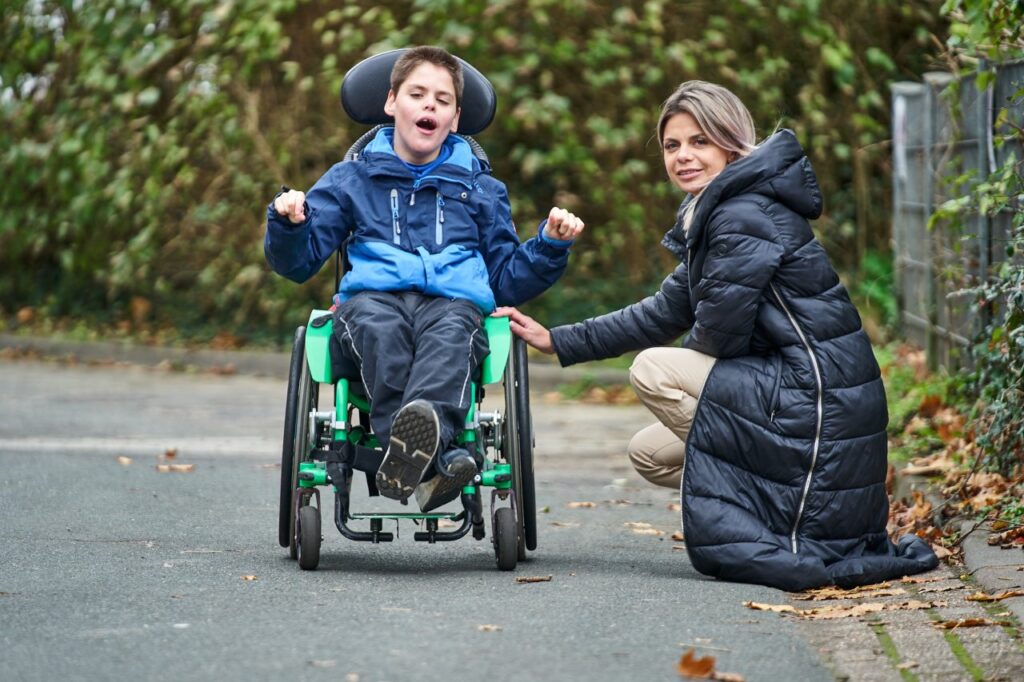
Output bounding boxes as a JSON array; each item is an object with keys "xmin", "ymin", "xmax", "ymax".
[
  {"xmin": 297, "ymin": 505, "xmax": 321, "ymax": 570},
  {"xmin": 493, "ymin": 507, "xmax": 518, "ymax": 571}
]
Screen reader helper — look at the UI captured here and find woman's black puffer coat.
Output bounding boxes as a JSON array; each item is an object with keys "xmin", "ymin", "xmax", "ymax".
[{"xmin": 551, "ymin": 130, "xmax": 937, "ymax": 591}]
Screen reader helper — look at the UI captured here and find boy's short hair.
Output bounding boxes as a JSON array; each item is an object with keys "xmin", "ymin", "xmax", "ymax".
[{"xmin": 390, "ymin": 46, "xmax": 464, "ymax": 107}]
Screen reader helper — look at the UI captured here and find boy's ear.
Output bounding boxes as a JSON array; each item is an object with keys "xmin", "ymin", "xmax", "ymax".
[
  {"xmin": 449, "ymin": 107, "xmax": 461, "ymax": 133},
  {"xmin": 383, "ymin": 89, "xmax": 397, "ymax": 118}
]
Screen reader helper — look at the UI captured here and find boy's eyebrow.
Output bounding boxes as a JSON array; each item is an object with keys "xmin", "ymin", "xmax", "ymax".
[{"xmin": 405, "ymin": 81, "xmax": 455, "ymax": 99}]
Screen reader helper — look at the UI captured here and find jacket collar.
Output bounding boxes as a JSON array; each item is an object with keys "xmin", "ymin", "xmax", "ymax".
[{"xmin": 362, "ymin": 128, "xmax": 481, "ymax": 186}]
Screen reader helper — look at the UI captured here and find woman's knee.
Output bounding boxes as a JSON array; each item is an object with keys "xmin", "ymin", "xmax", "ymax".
[{"xmin": 629, "ymin": 348, "xmax": 668, "ymax": 397}]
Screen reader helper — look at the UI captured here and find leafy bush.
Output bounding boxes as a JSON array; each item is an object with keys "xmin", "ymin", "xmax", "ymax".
[
  {"xmin": 932, "ymin": 0, "xmax": 1024, "ymax": 474},
  {"xmin": 1, "ymin": 0, "xmax": 945, "ymax": 343}
]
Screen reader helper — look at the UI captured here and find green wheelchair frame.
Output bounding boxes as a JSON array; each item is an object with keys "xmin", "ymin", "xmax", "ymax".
[{"xmin": 277, "ymin": 309, "xmax": 538, "ymax": 571}]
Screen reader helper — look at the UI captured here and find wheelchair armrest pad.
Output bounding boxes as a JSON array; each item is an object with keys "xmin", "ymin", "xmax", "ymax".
[{"xmin": 305, "ymin": 309, "xmax": 336, "ymax": 384}]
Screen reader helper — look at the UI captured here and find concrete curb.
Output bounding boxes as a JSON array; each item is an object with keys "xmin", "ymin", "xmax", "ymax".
[
  {"xmin": 0, "ymin": 332, "xmax": 629, "ymax": 392},
  {"xmin": 895, "ymin": 470, "xmax": 1024, "ymax": 623}
]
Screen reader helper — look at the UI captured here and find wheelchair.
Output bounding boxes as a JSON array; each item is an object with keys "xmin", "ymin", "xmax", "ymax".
[{"xmin": 276, "ymin": 50, "xmax": 538, "ymax": 571}]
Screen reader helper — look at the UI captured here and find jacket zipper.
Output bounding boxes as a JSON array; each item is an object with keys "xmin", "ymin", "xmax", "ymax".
[
  {"xmin": 435, "ymin": 191, "xmax": 445, "ymax": 245},
  {"xmin": 769, "ymin": 282, "xmax": 823, "ymax": 554},
  {"xmin": 769, "ymin": 353, "xmax": 783, "ymax": 422},
  {"xmin": 390, "ymin": 189, "xmax": 400, "ymax": 244}
]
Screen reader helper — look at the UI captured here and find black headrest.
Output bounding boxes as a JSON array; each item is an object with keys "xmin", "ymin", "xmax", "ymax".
[{"xmin": 340, "ymin": 49, "xmax": 497, "ymax": 136}]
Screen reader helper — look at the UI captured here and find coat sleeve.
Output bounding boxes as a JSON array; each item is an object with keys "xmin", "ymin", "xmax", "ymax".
[
  {"xmin": 684, "ymin": 203, "xmax": 784, "ymax": 358},
  {"xmin": 263, "ymin": 163, "xmax": 355, "ymax": 283},
  {"xmin": 549, "ymin": 261, "xmax": 694, "ymax": 367},
  {"xmin": 477, "ymin": 179, "xmax": 571, "ymax": 307}
]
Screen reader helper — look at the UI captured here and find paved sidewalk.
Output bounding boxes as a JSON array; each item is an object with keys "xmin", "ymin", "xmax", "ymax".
[{"xmin": 4, "ymin": 332, "xmax": 1024, "ymax": 679}]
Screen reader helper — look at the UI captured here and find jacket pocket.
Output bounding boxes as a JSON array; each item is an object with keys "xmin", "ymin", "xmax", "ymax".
[{"xmin": 768, "ymin": 353, "xmax": 783, "ymax": 423}]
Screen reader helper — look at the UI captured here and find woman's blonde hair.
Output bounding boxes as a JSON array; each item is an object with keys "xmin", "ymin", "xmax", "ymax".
[{"xmin": 657, "ymin": 80, "xmax": 756, "ymax": 159}]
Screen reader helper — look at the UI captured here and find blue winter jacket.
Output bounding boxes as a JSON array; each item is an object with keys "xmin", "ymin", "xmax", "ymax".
[{"xmin": 264, "ymin": 129, "xmax": 572, "ymax": 313}]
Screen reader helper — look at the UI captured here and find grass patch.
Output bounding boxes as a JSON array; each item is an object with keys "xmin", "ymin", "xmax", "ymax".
[{"xmin": 868, "ymin": 619, "xmax": 919, "ymax": 681}]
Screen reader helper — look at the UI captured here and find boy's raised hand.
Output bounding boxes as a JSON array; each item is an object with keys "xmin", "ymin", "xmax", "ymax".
[
  {"xmin": 543, "ymin": 207, "xmax": 584, "ymax": 241},
  {"xmin": 274, "ymin": 189, "xmax": 307, "ymax": 224}
]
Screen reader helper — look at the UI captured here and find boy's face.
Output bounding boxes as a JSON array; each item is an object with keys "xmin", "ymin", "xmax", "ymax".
[{"xmin": 384, "ymin": 62, "xmax": 461, "ymax": 165}]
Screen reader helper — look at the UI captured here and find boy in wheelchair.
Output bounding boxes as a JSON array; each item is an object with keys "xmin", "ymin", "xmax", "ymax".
[{"xmin": 265, "ymin": 46, "xmax": 583, "ymax": 512}]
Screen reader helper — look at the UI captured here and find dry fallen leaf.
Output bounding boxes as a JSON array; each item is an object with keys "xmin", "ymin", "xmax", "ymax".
[
  {"xmin": 550, "ymin": 521, "xmax": 580, "ymax": 528},
  {"xmin": 672, "ymin": 545, "xmax": 687, "ymax": 551},
  {"xmin": 792, "ymin": 585, "xmax": 907, "ymax": 601},
  {"xmin": 744, "ymin": 599, "xmax": 943, "ymax": 619},
  {"xmin": 624, "ymin": 521, "xmax": 666, "ymax": 536},
  {"xmin": 116, "ymin": 456, "xmax": 133, "ymax": 466},
  {"xmin": 677, "ymin": 649, "xmax": 715, "ymax": 678},
  {"xmin": 896, "ymin": 661, "xmax": 919, "ymax": 670},
  {"xmin": 667, "ymin": 503, "xmax": 682, "ymax": 512},
  {"xmin": 477, "ymin": 624, "xmax": 503, "ymax": 632},
  {"xmin": 308, "ymin": 660, "xmax": 336, "ymax": 668},
  {"xmin": 965, "ymin": 589, "xmax": 1024, "ymax": 602},
  {"xmin": 917, "ymin": 585, "xmax": 964, "ymax": 594},
  {"xmin": 156, "ymin": 463, "xmax": 195, "ymax": 473},
  {"xmin": 671, "ymin": 531, "xmax": 685, "ymax": 541},
  {"xmin": 241, "ymin": 575, "xmax": 257, "ymax": 581},
  {"xmin": 933, "ymin": 617, "xmax": 1011, "ymax": 629},
  {"xmin": 743, "ymin": 602, "xmax": 799, "ymax": 615},
  {"xmin": 900, "ymin": 575, "xmax": 944, "ymax": 584},
  {"xmin": 162, "ymin": 448, "xmax": 178, "ymax": 460},
  {"xmin": 515, "ymin": 575, "xmax": 553, "ymax": 584},
  {"xmin": 566, "ymin": 501, "xmax": 597, "ymax": 509}
]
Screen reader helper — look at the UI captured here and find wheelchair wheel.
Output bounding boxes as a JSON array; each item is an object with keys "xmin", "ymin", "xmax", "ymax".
[
  {"xmin": 493, "ymin": 506, "xmax": 517, "ymax": 571},
  {"xmin": 503, "ymin": 337, "xmax": 537, "ymax": 558},
  {"xmin": 297, "ymin": 505, "xmax": 321, "ymax": 570},
  {"xmin": 278, "ymin": 325, "xmax": 319, "ymax": 558}
]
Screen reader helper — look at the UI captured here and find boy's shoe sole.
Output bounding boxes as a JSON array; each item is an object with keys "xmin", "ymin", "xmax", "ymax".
[
  {"xmin": 376, "ymin": 401, "xmax": 439, "ymax": 502},
  {"xmin": 415, "ymin": 455, "xmax": 477, "ymax": 512}
]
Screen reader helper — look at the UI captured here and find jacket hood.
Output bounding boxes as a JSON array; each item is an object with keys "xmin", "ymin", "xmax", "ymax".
[
  {"xmin": 662, "ymin": 129, "xmax": 822, "ymax": 256},
  {"xmin": 363, "ymin": 127, "xmax": 489, "ymax": 180}
]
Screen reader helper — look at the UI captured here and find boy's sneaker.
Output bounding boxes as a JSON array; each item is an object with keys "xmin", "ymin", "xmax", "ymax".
[
  {"xmin": 415, "ymin": 448, "xmax": 477, "ymax": 512},
  {"xmin": 376, "ymin": 400, "xmax": 440, "ymax": 502}
]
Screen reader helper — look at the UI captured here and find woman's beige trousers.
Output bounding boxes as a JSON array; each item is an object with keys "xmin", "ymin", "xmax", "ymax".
[{"xmin": 627, "ymin": 347, "xmax": 716, "ymax": 490}]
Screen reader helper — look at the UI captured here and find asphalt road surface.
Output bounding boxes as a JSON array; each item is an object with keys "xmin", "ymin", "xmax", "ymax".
[{"xmin": 1, "ymin": 358, "xmax": 833, "ymax": 681}]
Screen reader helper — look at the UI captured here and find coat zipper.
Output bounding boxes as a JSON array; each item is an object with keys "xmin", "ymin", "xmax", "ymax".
[
  {"xmin": 390, "ymin": 189, "xmax": 400, "ymax": 244},
  {"xmin": 769, "ymin": 353, "xmax": 783, "ymax": 422},
  {"xmin": 769, "ymin": 282, "xmax": 823, "ymax": 554},
  {"xmin": 435, "ymin": 191, "xmax": 445, "ymax": 245}
]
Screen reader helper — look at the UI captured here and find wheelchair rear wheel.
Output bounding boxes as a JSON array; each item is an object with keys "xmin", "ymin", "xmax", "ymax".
[
  {"xmin": 278, "ymin": 325, "xmax": 319, "ymax": 558},
  {"xmin": 503, "ymin": 337, "xmax": 537, "ymax": 559}
]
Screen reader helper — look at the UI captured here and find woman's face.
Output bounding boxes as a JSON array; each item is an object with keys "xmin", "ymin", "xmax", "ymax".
[{"xmin": 662, "ymin": 112, "xmax": 732, "ymax": 195}]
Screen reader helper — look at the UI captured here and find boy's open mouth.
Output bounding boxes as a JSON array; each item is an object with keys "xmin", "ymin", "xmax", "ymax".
[{"xmin": 416, "ymin": 117, "xmax": 438, "ymax": 132}]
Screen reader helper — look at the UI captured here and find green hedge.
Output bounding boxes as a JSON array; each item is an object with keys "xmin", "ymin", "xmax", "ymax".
[{"xmin": 0, "ymin": 0, "xmax": 944, "ymax": 343}]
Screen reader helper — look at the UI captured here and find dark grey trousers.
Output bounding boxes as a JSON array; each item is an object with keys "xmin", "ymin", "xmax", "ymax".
[{"xmin": 332, "ymin": 291, "xmax": 490, "ymax": 453}]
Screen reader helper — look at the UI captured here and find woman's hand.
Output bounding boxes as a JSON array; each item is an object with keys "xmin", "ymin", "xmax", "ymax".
[{"xmin": 492, "ymin": 307, "xmax": 555, "ymax": 354}]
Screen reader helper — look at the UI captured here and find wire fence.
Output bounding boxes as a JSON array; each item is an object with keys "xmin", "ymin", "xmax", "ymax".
[{"xmin": 890, "ymin": 60, "xmax": 1023, "ymax": 370}]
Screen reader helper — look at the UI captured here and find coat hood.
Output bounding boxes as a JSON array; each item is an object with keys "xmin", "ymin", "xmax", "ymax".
[{"xmin": 662, "ymin": 129, "xmax": 823, "ymax": 257}]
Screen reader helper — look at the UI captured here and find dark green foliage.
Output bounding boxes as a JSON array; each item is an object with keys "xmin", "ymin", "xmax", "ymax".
[
  {"xmin": 1, "ymin": 0, "xmax": 944, "ymax": 342},
  {"xmin": 935, "ymin": 0, "xmax": 1024, "ymax": 473}
]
